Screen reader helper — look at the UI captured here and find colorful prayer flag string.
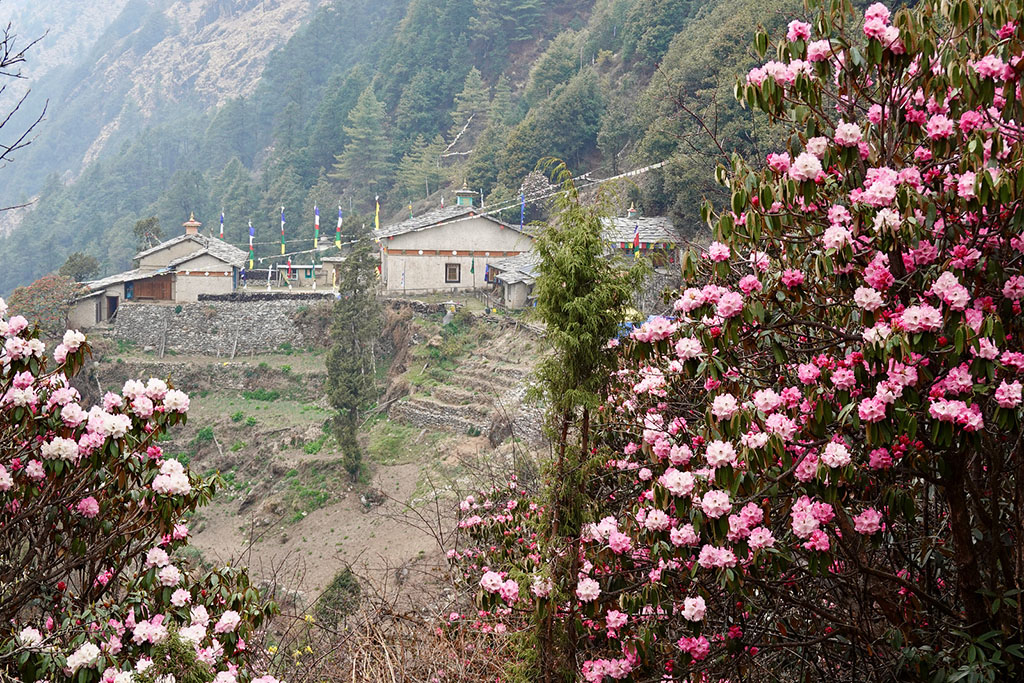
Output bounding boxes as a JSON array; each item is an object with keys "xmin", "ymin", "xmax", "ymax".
[
  {"xmin": 336, "ymin": 205, "xmax": 343, "ymax": 248},
  {"xmin": 248, "ymin": 221, "xmax": 255, "ymax": 269},
  {"xmin": 280, "ymin": 206, "xmax": 286, "ymax": 255},
  {"xmin": 314, "ymin": 205, "xmax": 320, "ymax": 249}
]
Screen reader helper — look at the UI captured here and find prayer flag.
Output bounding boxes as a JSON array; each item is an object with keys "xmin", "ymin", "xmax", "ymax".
[
  {"xmin": 409, "ymin": 203, "xmax": 413, "ymax": 218},
  {"xmin": 314, "ymin": 205, "xmax": 320, "ymax": 248},
  {"xmin": 336, "ymin": 205, "xmax": 343, "ymax": 248},
  {"xmin": 519, "ymin": 192, "xmax": 525, "ymax": 230},
  {"xmin": 375, "ymin": 195, "xmax": 380, "ymax": 232},
  {"xmin": 287, "ymin": 257, "xmax": 292, "ymax": 279},
  {"xmin": 633, "ymin": 222, "xmax": 641, "ymax": 259},
  {"xmin": 219, "ymin": 210, "xmax": 224, "ymax": 239},
  {"xmin": 280, "ymin": 207, "xmax": 286, "ymax": 255},
  {"xmin": 470, "ymin": 258, "xmax": 475, "ymax": 274},
  {"xmin": 247, "ymin": 221, "xmax": 255, "ymax": 269}
]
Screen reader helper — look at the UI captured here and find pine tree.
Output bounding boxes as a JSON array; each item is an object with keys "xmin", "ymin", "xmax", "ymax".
[
  {"xmin": 306, "ymin": 66, "xmax": 370, "ymax": 175},
  {"xmin": 397, "ymin": 135, "xmax": 447, "ymax": 200},
  {"xmin": 449, "ymin": 66, "xmax": 489, "ymax": 132},
  {"xmin": 531, "ymin": 161, "xmax": 647, "ymax": 681},
  {"xmin": 490, "ymin": 73, "xmax": 514, "ymax": 125},
  {"xmin": 325, "ymin": 238, "xmax": 382, "ymax": 481},
  {"xmin": 329, "ymin": 87, "xmax": 393, "ymax": 205}
]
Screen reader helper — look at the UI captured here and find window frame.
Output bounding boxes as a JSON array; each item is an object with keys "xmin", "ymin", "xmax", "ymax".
[{"xmin": 445, "ymin": 262, "xmax": 461, "ymax": 283}]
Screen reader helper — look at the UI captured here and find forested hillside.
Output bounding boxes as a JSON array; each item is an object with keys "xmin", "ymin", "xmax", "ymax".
[{"xmin": 0, "ymin": 0, "xmax": 800, "ymax": 295}]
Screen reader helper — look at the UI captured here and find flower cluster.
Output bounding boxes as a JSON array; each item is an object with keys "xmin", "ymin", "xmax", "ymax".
[{"xmin": 0, "ymin": 308, "xmax": 278, "ymax": 681}]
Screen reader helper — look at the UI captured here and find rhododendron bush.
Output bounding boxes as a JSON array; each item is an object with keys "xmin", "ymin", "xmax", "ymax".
[
  {"xmin": 455, "ymin": 0, "xmax": 1024, "ymax": 679},
  {"xmin": 0, "ymin": 306, "xmax": 277, "ymax": 682}
]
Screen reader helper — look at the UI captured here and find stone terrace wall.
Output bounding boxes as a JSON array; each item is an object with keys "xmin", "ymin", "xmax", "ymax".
[{"xmin": 113, "ymin": 293, "xmax": 335, "ymax": 356}]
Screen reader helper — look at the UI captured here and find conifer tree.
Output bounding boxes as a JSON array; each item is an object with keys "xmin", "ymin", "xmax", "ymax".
[
  {"xmin": 490, "ymin": 73, "xmax": 514, "ymax": 125},
  {"xmin": 450, "ymin": 66, "xmax": 490, "ymax": 133},
  {"xmin": 326, "ymin": 237, "xmax": 381, "ymax": 480},
  {"xmin": 330, "ymin": 87, "xmax": 392, "ymax": 204},
  {"xmin": 531, "ymin": 160, "xmax": 647, "ymax": 680}
]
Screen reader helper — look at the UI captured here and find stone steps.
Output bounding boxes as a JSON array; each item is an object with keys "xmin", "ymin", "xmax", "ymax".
[
  {"xmin": 403, "ymin": 396, "xmax": 492, "ymax": 422},
  {"xmin": 429, "ymin": 384, "xmax": 488, "ymax": 406},
  {"xmin": 390, "ymin": 398, "xmax": 490, "ymax": 435}
]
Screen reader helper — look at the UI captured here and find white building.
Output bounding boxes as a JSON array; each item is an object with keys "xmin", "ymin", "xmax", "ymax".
[{"xmin": 373, "ymin": 187, "xmax": 533, "ymax": 295}]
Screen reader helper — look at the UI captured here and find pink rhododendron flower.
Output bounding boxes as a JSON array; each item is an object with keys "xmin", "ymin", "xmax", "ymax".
[
  {"xmin": 670, "ymin": 524, "xmax": 699, "ymax": 546},
  {"xmin": 707, "ymin": 241, "xmax": 731, "ymax": 261},
  {"xmin": 711, "ymin": 393, "xmax": 740, "ymax": 420},
  {"xmin": 995, "ymin": 380, "xmax": 1023, "ymax": 408},
  {"xmin": 834, "ymin": 121, "xmax": 862, "ymax": 146},
  {"xmin": 716, "ymin": 291, "xmax": 744, "ymax": 318},
  {"xmin": 76, "ymin": 497, "xmax": 100, "ymax": 518},
  {"xmin": 682, "ymin": 595, "xmax": 707, "ymax": 621},
  {"xmin": 678, "ymin": 635, "xmax": 711, "ymax": 661},
  {"xmin": 480, "ymin": 570, "xmax": 503, "ymax": 593},
  {"xmin": 705, "ymin": 440, "xmax": 737, "ymax": 468},
  {"xmin": 926, "ymin": 113, "xmax": 955, "ymax": 139},
  {"xmin": 901, "ymin": 304, "xmax": 943, "ymax": 332},
  {"xmin": 853, "ymin": 508, "xmax": 883, "ymax": 534},
  {"xmin": 787, "ymin": 20, "xmax": 811, "ymax": 42},
  {"xmin": 499, "ymin": 578, "xmax": 520, "ymax": 604},
  {"xmin": 789, "ymin": 152, "xmax": 823, "ymax": 181},
  {"xmin": 701, "ymin": 490, "xmax": 732, "ymax": 518},
  {"xmin": 858, "ymin": 397, "xmax": 887, "ymax": 422},
  {"xmin": 807, "ymin": 39, "xmax": 832, "ymax": 61},
  {"xmin": 576, "ymin": 577, "xmax": 601, "ymax": 602},
  {"xmin": 214, "ymin": 610, "xmax": 241, "ymax": 634}
]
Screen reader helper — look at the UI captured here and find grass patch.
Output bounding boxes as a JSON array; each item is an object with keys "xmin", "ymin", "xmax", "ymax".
[
  {"xmin": 230, "ymin": 441, "xmax": 246, "ymax": 452},
  {"xmin": 245, "ymin": 416, "xmax": 257, "ymax": 427},
  {"xmin": 367, "ymin": 420, "xmax": 436, "ymax": 465},
  {"xmin": 194, "ymin": 426, "xmax": 214, "ymax": 443},
  {"xmin": 281, "ymin": 463, "xmax": 338, "ymax": 524},
  {"xmin": 242, "ymin": 388, "xmax": 280, "ymax": 401},
  {"xmin": 230, "ymin": 411, "xmax": 245, "ymax": 423}
]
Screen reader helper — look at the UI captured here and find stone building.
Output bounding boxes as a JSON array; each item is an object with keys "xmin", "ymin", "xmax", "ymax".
[
  {"xmin": 68, "ymin": 215, "xmax": 247, "ymax": 328},
  {"xmin": 602, "ymin": 204, "xmax": 683, "ymax": 267},
  {"xmin": 373, "ymin": 186, "xmax": 533, "ymax": 294}
]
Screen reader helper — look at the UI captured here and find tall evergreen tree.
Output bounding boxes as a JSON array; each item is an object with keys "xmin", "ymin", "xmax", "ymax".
[
  {"xmin": 397, "ymin": 134, "xmax": 447, "ymax": 201},
  {"xmin": 325, "ymin": 238, "xmax": 382, "ymax": 481},
  {"xmin": 530, "ymin": 161, "xmax": 647, "ymax": 680},
  {"xmin": 490, "ymin": 73, "xmax": 515, "ymax": 125},
  {"xmin": 306, "ymin": 66, "xmax": 370, "ymax": 174},
  {"xmin": 329, "ymin": 87, "xmax": 392, "ymax": 205},
  {"xmin": 449, "ymin": 66, "xmax": 490, "ymax": 132}
]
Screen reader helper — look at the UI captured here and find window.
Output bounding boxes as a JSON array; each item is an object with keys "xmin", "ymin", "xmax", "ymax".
[{"xmin": 445, "ymin": 263, "xmax": 461, "ymax": 283}]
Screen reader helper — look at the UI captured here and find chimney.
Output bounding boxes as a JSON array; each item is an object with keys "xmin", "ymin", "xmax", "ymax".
[
  {"xmin": 455, "ymin": 179, "xmax": 476, "ymax": 207},
  {"xmin": 183, "ymin": 213, "xmax": 202, "ymax": 235},
  {"xmin": 627, "ymin": 203, "xmax": 639, "ymax": 220}
]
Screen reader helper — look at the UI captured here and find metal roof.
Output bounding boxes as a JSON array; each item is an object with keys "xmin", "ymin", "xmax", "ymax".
[
  {"xmin": 134, "ymin": 233, "xmax": 247, "ymax": 267},
  {"xmin": 373, "ymin": 206, "xmax": 526, "ymax": 240},
  {"xmin": 601, "ymin": 215, "xmax": 682, "ymax": 245},
  {"xmin": 491, "ymin": 251, "xmax": 541, "ymax": 286}
]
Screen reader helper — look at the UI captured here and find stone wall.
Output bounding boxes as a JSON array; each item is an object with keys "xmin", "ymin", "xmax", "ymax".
[{"xmin": 113, "ymin": 293, "xmax": 335, "ymax": 356}]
